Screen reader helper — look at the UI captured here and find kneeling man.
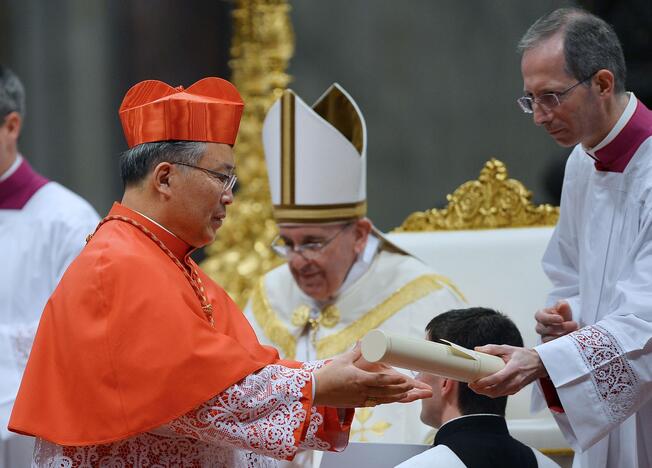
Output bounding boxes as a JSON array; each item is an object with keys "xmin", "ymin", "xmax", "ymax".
[{"xmin": 397, "ymin": 308, "xmax": 558, "ymax": 468}]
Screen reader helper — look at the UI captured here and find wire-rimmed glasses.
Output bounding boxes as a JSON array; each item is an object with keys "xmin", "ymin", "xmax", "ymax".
[
  {"xmin": 271, "ymin": 223, "xmax": 352, "ymax": 260},
  {"xmin": 173, "ymin": 162, "xmax": 237, "ymax": 193},
  {"xmin": 517, "ymin": 72, "xmax": 596, "ymax": 114}
]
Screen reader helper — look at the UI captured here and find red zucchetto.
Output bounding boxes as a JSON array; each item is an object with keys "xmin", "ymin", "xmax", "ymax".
[{"xmin": 119, "ymin": 77, "xmax": 244, "ymax": 148}]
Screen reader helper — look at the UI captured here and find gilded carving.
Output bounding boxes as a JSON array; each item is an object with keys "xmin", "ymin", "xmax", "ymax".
[
  {"xmin": 201, "ymin": 0, "xmax": 293, "ymax": 306},
  {"xmin": 395, "ymin": 159, "xmax": 559, "ymax": 232},
  {"xmin": 351, "ymin": 408, "xmax": 392, "ymax": 442}
]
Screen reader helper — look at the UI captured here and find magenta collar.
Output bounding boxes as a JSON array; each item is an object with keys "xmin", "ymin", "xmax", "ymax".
[
  {"xmin": 593, "ymin": 100, "xmax": 652, "ymax": 173},
  {"xmin": 0, "ymin": 159, "xmax": 49, "ymax": 209}
]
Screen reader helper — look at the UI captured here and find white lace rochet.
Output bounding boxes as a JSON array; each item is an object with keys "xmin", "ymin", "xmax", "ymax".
[{"xmin": 32, "ymin": 362, "xmax": 332, "ymax": 468}]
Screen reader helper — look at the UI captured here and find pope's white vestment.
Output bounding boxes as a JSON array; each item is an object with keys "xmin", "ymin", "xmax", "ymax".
[
  {"xmin": 534, "ymin": 94, "xmax": 652, "ymax": 468},
  {"xmin": 244, "ymin": 234, "xmax": 466, "ymax": 452},
  {"xmin": 0, "ymin": 156, "xmax": 99, "ymax": 467}
]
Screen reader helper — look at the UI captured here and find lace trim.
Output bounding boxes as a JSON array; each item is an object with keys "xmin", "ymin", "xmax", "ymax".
[
  {"xmin": 33, "ymin": 364, "xmax": 319, "ymax": 467},
  {"xmin": 166, "ymin": 364, "xmax": 312, "ymax": 460},
  {"xmin": 33, "ymin": 435, "xmax": 278, "ymax": 468},
  {"xmin": 300, "ymin": 360, "xmax": 326, "ymax": 372},
  {"xmin": 300, "ymin": 407, "xmax": 331, "ymax": 451},
  {"xmin": 570, "ymin": 324, "xmax": 639, "ymax": 422}
]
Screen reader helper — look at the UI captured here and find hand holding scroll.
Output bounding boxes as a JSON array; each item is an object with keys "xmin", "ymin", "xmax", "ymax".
[
  {"xmin": 313, "ymin": 343, "xmax": 432, "ymax": 408},
  {"xmin": 468, "ymin": 345, "xmax": 548, "ymax": 397}
]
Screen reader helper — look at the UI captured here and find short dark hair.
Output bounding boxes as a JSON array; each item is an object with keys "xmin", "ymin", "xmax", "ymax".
[
  {"xmin": 0, "ymin": 65, "xmax": 26, "ymax": 119},
  {"xmin": 518, "ymin": 8, "xmax": 627, "ymax": 94},
  {"xmin": 425, "ymin": 307, "xmax": 523, "ymax": 416},
  {"xmin": 119, "ymin": 140, "xmax": 206, "ymax": 187}
]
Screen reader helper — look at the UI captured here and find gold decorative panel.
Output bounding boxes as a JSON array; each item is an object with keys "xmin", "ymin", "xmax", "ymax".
[
  {"xmin": 201, "ymin": 0, "xmax": 293, "ymax": 307},
  {"xmin": 395, "ymin": 159, "xmax": 559, "ymax": 232}
]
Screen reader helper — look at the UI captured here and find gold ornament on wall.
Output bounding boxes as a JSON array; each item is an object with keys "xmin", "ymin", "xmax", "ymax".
[
  {"xmin": 395, "ymin": 159, "xmax": 559, "ymax": 231},
  {"xmin": 201, "ymin": 0, "xmax": 294, "ymax": 307}
]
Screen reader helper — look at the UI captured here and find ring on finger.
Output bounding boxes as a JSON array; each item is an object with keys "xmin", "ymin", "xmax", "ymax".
[{"xmin": 364, "ymin": 397, "xmax": 377, "ymax": 407}]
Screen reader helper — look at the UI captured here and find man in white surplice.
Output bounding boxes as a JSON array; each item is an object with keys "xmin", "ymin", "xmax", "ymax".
[
  {"xmin": 0, "ymin": 65, "xmax": 99, "ymax": 467},
  {"xmin": 243, "ymin": 83, "xmax": 465, "ymax": 462},
  {"xmin": 468, "ymin": 8, "xmax": 652, "ymax": 468}
]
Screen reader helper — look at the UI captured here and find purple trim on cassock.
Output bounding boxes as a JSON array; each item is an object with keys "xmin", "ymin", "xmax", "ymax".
[
  {"xmin": 594, "ymin": 100, "xmax": 652, "ymax": 173},
  {"xmin": 0, "ymin": 159, "xmax": 49, "ymax": 209}
]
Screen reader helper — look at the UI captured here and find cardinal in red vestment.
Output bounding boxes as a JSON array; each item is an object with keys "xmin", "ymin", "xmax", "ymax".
[{"xmin": 8, "ymin": 77, "xmax": 431, "ymax": 467}]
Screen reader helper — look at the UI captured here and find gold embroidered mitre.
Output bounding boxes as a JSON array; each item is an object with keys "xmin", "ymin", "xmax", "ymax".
[{"xmin": 262, "ymin": 83, "xmax": 367, "ymax": 224}]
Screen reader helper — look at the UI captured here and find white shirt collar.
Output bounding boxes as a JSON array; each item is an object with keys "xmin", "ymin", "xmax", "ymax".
[
  {"xmin": 336, "ymin": 232, "xmax": 380, "ymax": 295},
  {"xmin": 0, "ymin": 154, "xmax": 23, "ymax": 182},
  {"xmin": 132, "ymin": 209, "xmax": 179, "ymax": 238},
  {"xmin": 584, "ymin": 92, "xmax": 636, "ymax": 156}
]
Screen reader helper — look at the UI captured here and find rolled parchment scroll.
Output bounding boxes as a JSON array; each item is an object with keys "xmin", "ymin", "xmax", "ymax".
[{"xmin": 361, "ymin": 329, "xmax": 505, "ymax": 382}]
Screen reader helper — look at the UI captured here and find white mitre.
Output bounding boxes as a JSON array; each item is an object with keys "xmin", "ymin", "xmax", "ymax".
[{"xmin": 262, "ymin": 83, "xmax": 367, "ymax": 223}]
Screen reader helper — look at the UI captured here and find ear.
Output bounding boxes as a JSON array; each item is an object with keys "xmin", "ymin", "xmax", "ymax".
[
  {"xmin": 352, "ymin": 218, "xmax": 372, "ymax": 254},
  {"xmin": 440, "ymin": 378, "xmax": 458, "ymax": 400},
  {"xmin": 2, "ymin": 112, "xmax": 22, "ymax": 140},
  {"xmin": 151, "ymin": 162, "xmax": 175, "ymax": 199},
  {"xmin": 593, "ymin": 69, "xmax": 615, "ymax": 97}
]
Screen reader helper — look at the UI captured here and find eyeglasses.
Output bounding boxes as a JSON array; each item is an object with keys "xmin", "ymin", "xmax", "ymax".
[
  {"xmin": 517, "ymin": 72, "xmax": 596, "ymax": 114},
  {"xmin": 271, "ymin": 224, "xmax": 352, "ymax": 260},
  {"xmin": 173, "ymin": 162, "xmax": 237, "ymax": 193}
]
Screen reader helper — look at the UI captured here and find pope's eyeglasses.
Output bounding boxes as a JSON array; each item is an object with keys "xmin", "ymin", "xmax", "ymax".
[
  {"xmin": 517, "ymin": 72, "xmax": 596, "ymax": 114},
  {"xmin": 173, "ymin": 162, "xmax": 237, "ymax": 193},
  {"xmin": 271, "ymin": 224, "xmax": 353, "ymax": 260}
]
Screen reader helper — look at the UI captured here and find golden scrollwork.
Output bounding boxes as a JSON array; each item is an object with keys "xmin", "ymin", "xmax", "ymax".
[
  {"xmin": 201, "ymin": 0, "xmax": 293, "ymax": 307},
  {"xmin": 394, "ymin": 159, "xmax": 559, "ymax": 232},
  {"xmin": 351, "ymin": 408, "xmax": 392, "ymax": 442}
]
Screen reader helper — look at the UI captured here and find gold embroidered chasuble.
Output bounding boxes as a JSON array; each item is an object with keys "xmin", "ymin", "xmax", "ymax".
[{"xmin": 244, "ymin": 249, "xmax": 466, "ymax": 446}]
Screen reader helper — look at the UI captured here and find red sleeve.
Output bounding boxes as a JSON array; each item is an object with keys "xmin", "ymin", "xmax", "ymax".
[{"xmin": 539, "ymin": 377, "xmax": 565, "ymax": 413}]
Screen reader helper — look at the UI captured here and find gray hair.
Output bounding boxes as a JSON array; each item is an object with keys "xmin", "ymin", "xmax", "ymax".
[
  {"xmin": 120, "ymin": 140, "xmax": 206, "ymax": 187},
  {"xmin": 0, "ymin": 65, "xmax": 26, "ymax": 119},
  {"xmin": 518, "ymin": 8, "xmax": 626, "ymax": 94}
]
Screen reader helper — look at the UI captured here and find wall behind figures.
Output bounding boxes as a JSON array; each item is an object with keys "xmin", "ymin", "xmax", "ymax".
[
  {"xmin": 289, "ymin": 0, "xmax": 575, "ymax": 230},
  {"xmin": 0, "ymin": 0, "xmax": 232, "ymax": 216}
]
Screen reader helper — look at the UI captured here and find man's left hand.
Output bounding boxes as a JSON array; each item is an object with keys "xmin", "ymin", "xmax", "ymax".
[{"xmin": 468, "ymin": 345, "xmax": 548, "ymax": 398}]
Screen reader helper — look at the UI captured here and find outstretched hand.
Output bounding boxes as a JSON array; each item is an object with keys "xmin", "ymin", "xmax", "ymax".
[
  {"xmin": 313, "ymin": 343, "xmax": 432, "ymax": 408},
  {"xmin": 535, "ymin": 301, "xmax": 578, "ymax": 343},
  {"xmin": 467, "ymin": 344, "xmax": 547, "ymax": 398}
]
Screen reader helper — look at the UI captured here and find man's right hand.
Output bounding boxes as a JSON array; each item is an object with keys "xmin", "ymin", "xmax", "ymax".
[
  {"xmin": 534, "ymin": 301, "xmax": 578, "ymax": 343},
  {"xmin": 312, "ymin": 344, "xmax": 432, "ymax": 408}
]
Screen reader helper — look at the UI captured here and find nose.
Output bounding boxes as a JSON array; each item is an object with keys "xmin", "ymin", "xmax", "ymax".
[
  {"xmin": 220, "ymin": 187, "xmax": 234, "ymax": 205},
  {"xmin": 288, "ymin": 250, "xmax": 309, "ymax": 270},
  {"xmin": 532, "ymin": 103, "xmax": 552, "ymax": 127}
]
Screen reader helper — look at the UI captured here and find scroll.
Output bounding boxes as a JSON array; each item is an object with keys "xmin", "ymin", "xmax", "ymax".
[{"xmin": 361, "ymin": 329, "xmax": 505, "ymax": 382}]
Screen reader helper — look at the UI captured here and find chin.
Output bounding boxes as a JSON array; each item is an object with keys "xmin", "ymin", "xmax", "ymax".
[
  {"xmin": 195, "ymin": 232, "xmax": 217, "ymax": 248},
  {"xmin": 554, "ymin": 138, "xmax": 579, "ymax": 148},
  {"xmin": 549, "ymin": 131, "xmax": 579, "ymax": 148},
  {"xmin": 298, "ymin": 283, "xmax": 328, "ymax": 301}
]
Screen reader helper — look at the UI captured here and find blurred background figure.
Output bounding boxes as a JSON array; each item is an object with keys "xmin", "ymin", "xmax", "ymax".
[{"xmin": 0, "ymin": 64, "xmax": 98, "ymax": 467}]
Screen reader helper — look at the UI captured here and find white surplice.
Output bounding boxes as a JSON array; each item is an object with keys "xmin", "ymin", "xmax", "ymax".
[
  {"xmin": 534, "ymin": 94, "xmax": 652, "ymax": 468},
  {"xmin": 244, "ymin": 234, "xmax": 466, "ymax": 463},
  {"xmin": 0, "ymin": 157, "xmax": 99, "ymax": 467}
]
